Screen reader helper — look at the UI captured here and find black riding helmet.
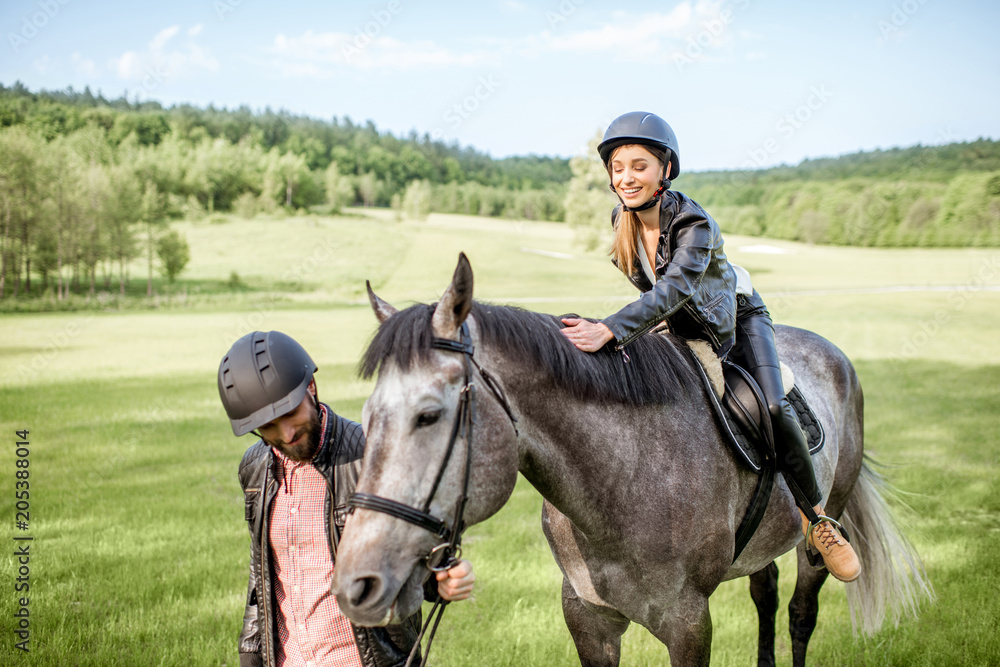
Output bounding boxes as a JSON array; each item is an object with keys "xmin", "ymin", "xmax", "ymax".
[
  {"xmin": 598, "ymin": 112, "xmax": 681, "ymax": 213},
  {"xmin": 598, "ymin": 111, "xmax": 681, "ymax": 180},
  {"xmin": 218, "ymin": 331, "xmax": 318, "ymax": 436}
]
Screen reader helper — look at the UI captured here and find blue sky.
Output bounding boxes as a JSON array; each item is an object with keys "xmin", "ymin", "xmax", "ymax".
[{"xmin": 2, "ymin": 0, "xmax": 998, "ymax": 171}]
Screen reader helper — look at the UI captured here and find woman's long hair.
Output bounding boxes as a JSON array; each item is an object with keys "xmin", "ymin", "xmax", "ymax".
[{"xmin": 607, "ymin": 144, "xmax": 668, "ymax": 277}]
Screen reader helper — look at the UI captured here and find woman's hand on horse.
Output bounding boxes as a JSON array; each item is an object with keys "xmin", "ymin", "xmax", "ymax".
[
  {"xmin": 560, "ymin": 318, "xmax": 615, "ymax": 352},
  {"xmin": 436, "ymin": 559, "xmax": 476, "ymax": 601}
]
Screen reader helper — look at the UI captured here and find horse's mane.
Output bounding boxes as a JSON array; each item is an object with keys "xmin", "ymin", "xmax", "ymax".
[{"xmin": 360, "ymin": 301, "xmax": 701, "ymax": 407}]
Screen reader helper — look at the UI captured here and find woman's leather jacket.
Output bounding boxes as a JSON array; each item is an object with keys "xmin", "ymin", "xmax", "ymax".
[{"xmin": 601, "ymin": 190, "xmax": 738, "ymax": 354}]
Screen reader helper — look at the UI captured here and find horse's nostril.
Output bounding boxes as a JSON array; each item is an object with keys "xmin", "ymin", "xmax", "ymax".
[{"xmin": 348, "ymin": 575, "xmax": 381, "ymax": 608}]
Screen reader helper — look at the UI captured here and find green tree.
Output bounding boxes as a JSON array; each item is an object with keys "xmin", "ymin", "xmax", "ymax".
[
  {"xmin": 0, "ymin": 127, "xmax": 42, "ymax": 296},
  {"xmin": 564, "ymin": 131, "xmax": 616, "ymax": 250},
  {"xmin": 140, "ymin": 181, "xmax": 167, "ymax": 296},
  {"xmin": 324, "ymin": 162, "xmax": 355, "ymax": 212},
  {"xmin": 402, "ymin": 179, "xmax": 432, "ymax": 220},
  {"xmin": 358, "ymin": 171, "xmax": 379, "ymax": 208},
  {"xmin": 156, "ymin": 228, "xmax": 190, "ymax": 283},
  {"xmin": 106, "ymin": 164, "xmax": 142, "ymax": 294},
  {"xmin": 40, "ymin": 134, "xmax": 87, "ymax": 299}
]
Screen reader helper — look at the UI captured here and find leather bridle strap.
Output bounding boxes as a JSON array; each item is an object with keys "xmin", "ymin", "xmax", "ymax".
[{"xmin": 347, "ymin": 493, "xmax": 450, "ymax": 538}]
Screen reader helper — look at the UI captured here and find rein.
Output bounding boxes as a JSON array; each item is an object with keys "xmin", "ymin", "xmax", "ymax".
[{"xmin": 347, "ymin": 321, "xmax": 517, "ymax": 667}]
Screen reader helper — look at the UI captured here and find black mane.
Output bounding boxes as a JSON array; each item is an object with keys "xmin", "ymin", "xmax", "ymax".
[{"xmin": 359, "ymin": 302, "xmax": 701, "ymax": 406}]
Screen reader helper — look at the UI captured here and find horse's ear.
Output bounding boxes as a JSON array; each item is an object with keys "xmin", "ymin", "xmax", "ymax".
[
  {"xmin": 367, "ymin": 280, "xmax": 398, "ymax": 324},
  {"xmin": 432, "ymin": 253, "xmax": 474, "ymax": 339}
]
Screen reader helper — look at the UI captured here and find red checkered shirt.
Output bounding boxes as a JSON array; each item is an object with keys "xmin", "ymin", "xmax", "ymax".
[{"xmin": 269, "ymin": 406, "xmax": 364, "ymax": 667}]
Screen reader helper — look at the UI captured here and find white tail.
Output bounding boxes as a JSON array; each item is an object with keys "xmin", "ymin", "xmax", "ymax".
[{"xmin": 840, "ymin": 456, "xmax": 935, "ymax": 635}]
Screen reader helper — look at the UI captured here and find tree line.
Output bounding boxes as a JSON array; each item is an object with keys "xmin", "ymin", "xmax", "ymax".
[
  {"xmin": 0, "ymin": 82, "xmax": 569, "ymax": 302},
  {"xmin": 3, "ymin": 81, "xmax": 998, "ymax": 304}
]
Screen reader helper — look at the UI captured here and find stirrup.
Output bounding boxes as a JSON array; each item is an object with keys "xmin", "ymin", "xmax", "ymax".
[
  {"xmin": 804, "ymin": 515, "xmax": 852, "ymax": 571},
  {"xmin": 806, "ymin": 514, "xmax": 851, "ymax": 545}
]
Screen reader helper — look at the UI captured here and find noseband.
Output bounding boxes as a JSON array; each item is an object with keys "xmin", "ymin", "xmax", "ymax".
[{"xmin": 347, "ymin": 321, "xmax": 517, "ymax": 667}]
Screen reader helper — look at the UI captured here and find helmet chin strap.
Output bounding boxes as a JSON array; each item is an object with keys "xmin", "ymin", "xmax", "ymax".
[{"xmin": 609, "ymin": 177, "xmax": 671, "ymax": 213}]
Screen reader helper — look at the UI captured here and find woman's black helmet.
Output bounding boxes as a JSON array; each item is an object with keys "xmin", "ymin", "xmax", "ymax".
[
  {"xmin": 218, "ymin": 331, "xmax": 318, "ymax": 436},
  {"xmin": 598, "ymin": 111, "xmax": 681, "ymax": 181}
]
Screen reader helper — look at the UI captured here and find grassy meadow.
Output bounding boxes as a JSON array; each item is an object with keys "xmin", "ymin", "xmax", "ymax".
[{"xmin": 1, "ymin": 208, "xmax": 998, "ymax": 666}]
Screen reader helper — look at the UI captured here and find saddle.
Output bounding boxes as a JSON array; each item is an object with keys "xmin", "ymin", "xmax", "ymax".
[{"xmin": 684, "ymin": 340, "xmax": 825, "ymax": 562}]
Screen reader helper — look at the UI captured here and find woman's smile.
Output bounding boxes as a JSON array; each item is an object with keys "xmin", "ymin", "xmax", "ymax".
[{"xmin": 611, "ymin": 144, "xmax": 665, "ymax": 205}]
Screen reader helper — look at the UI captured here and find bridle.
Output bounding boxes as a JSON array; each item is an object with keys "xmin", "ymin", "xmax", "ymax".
[{"xmin": 347, "ymin": 321, "xmax": 518, "ymax": 667}]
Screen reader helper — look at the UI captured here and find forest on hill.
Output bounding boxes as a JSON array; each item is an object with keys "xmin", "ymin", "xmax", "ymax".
[{"xmin": 1, "ymin": 81, "xmax": 998, "ymax": 304}]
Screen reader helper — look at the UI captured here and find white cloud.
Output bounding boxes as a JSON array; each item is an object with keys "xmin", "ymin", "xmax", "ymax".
[
  {"xmin": 33, "ymin": 55, "xmax": 51, "ymax": 74},
  {"xmin": 264, "ymin": 0, "xmax": 749, "ymax": 76},
  {"xmin": 109, "ymin": 25, "xmax": 219, "ymax": 85},
  {"xmin": 72, "ymin": 52, "xmax": 98, "ymax": 77},
  {"xmin": 543, "ymin": 4, "xmax": 695, "ymax": 55},
  {"xmin": 115, "ymin": 51, "xmax": 143, "ymax": 79},
  {"xmin": 534, "ymin": 0, "xmax": 752, "ymax": 63},
  {"xmin": 268, "ymin": 30, "xmax": 492, "ymax": 75},
  {"xmin": 149, "ymin": 26, "xmax": 180, "ymax": 54},
  {"xmin": 502, "ymin": 0, "xmax": 528, "ymax": 11}
]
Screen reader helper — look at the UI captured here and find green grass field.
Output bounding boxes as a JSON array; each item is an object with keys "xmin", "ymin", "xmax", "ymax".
[{"xmin": 1, "ymin": 209, "xmax": 998, "ymax": 666}]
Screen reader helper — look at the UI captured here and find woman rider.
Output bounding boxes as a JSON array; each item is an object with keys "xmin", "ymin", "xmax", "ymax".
[{"xmin": 559, "ymin": 111, "xmax": 860, "ymax": 582}]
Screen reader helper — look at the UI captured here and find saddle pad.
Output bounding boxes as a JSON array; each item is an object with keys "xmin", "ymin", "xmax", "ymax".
[{"xmin": 787, "ymin": 385, "xmax": 824, "ymax": 455}]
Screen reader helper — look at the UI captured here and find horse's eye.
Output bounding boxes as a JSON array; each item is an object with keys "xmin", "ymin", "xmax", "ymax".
[{"xmin": 416, "ymin": 410, "xmax": 441, "ymax": 428}]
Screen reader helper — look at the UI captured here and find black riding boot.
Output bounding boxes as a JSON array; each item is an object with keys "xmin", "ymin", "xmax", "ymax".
[
  {"xmin": 729, "ymin": 291, "xmax": 861, "ymax": 582},
  {"xmin": 729, "ymin": 292, "xmax": 821, "ymax": 510}
]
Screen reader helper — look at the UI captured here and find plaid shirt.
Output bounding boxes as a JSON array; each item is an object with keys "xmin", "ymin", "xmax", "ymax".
[{"xmin": 269, "ymin": 406, "xmax": 364, "ymax": 667}]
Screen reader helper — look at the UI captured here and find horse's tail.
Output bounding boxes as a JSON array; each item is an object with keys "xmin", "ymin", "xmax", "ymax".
[{"xmin": 840, "ymin": 455, "xmax": 935, "ymax": 635}]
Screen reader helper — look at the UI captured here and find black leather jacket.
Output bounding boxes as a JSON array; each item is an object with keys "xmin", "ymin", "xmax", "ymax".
[
  {"xmin": 601, "ymin": 190, "xmax": 738, "ymax": 354},
  {"xmin": 237, "ymin": 404, "xmax": 422, "ymax": 667}
]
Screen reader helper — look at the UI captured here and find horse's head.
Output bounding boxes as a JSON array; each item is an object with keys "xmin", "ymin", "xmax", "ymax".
[{"xmin": 333, "ymin": 253, "xmax": 519, "ymax": 626}]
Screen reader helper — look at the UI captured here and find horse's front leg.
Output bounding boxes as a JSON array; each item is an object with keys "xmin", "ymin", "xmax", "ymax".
[
  {"xmin": 561, "ymin": 577, "xmax": 630, "ymax": 667},
  {"xmin": 652, "ymin": 589, "xmax": 713, "ymax": 667}
]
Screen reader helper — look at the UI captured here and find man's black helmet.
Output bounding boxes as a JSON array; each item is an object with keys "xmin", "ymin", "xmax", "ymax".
[
  {"xmin": 597, "ymin": 111, "xmax": 681, "ymax": 180},
  {"xmin": 218, "ymin": 331, "xmax": 318, "ymax": 436}
]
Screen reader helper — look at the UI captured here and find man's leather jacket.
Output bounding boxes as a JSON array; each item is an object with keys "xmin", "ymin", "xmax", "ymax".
[
  {"xmin": 601, "ymin": 190, "xmax": 738, "ymax": 354},
  {"xmin": 237, "ymin": 404, "xmax": 422, "ymax": 667}
]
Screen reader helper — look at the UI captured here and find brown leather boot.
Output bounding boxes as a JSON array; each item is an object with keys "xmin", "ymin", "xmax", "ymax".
[{"xmin": 800, "ymin": 509, "xmax": 861, "ymax": 582}]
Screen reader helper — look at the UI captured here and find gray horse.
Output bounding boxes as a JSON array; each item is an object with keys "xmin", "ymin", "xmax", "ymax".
[{"xmin": 333, "ymin": 254, "xmax": 932, "ymax": 666}]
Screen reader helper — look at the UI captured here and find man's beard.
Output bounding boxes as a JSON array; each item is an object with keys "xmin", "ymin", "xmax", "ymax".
[{"xmin": 266, "ymin": 404, "xmax": 323, "ymax": 462}]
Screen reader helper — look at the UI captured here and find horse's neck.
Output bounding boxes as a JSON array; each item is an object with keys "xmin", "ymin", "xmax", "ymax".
[{"xmin": 500, "ymin": 363, "xmax": 720, "ymax": 540}]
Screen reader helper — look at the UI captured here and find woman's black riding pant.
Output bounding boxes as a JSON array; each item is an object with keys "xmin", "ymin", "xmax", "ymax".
[{"xmin": 728, "ymin": 291, "xmax": 823, "ymax": 510}]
